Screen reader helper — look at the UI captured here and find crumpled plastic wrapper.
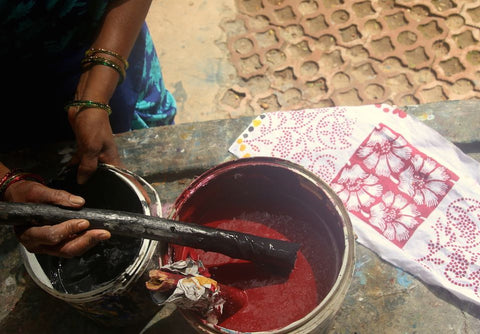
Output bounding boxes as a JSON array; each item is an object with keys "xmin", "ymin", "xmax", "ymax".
[{"xmin": 146, "ymin": 258, "xmax": 225, "ymax": 324}]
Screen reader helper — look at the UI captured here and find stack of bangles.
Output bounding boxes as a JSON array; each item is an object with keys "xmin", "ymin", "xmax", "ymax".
[
  {"xmin": 64, "ymin": 47, "xmax": 128, "ymax": 117},
  {"xmin": 81, "ymin": 47, "xmax": 129, "ymax": 84},
  {"xmin": 0, "ymin": 169, "xmax": 45, "ymax": 200}
]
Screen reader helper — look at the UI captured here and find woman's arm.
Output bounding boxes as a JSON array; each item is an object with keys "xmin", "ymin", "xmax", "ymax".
[{"xmin": 67, "ymin": 0, "xmax": 153, "ymax": 184}]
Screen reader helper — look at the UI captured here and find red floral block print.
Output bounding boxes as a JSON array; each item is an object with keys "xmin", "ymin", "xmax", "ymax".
[{"xmin": 331, "ymin": 123, "xmax": 459, "ymax": 248}]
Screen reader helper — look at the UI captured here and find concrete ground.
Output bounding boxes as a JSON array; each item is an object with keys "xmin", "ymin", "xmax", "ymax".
[
  {"xmin": 146, "ymin": 0, "xmax": 238, "ymax": 124},
  {"xmin": 147, "ymin": 0, "xmax": 480, "ymax": 125}
]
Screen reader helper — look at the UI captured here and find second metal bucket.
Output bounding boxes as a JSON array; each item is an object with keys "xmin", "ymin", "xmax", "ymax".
[{"xmin": 20, "ymin": 164, "xmax": 164, "ymax": 327}]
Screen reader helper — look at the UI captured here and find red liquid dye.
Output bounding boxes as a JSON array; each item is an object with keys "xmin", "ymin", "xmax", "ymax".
[
  {"xmin": 174, "ymin": 216, "xmax": 336, "ymax": 332},
  {"xmin": 170, "ymin": 160, "xmax": 345, "ymax": 332}
]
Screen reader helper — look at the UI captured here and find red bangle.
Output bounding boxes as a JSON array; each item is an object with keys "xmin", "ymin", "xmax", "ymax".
[
  {"xmin": 0, "ymin": 168, "xmax": 21, "ymax": 186},
  {"xmin": 0, "ymin": 171, "xmax": 45, "ymax": 200}
]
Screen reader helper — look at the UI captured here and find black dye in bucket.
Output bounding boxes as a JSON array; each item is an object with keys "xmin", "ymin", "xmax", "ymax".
[
  {"xmin": 36, "ymin": 166, "xmax": 143, "ymax": 293},
  {"xmin": 21, "ymin": 164, "xmax": 162, "ymax": 327}
]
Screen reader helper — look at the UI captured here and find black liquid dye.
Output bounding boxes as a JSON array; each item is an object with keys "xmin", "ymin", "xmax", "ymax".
[{"xmin": 36, "ymin": 166, "xmax": 143, "ymax": 294}]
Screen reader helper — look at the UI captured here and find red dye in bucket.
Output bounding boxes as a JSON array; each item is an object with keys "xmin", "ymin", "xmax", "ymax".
[
  {"xmin": 178, "ymin": 220, "xmax": 319, "ymax": 332},
  {"xmin": 168, "ymin": 157, "xmax": 354, "ymax": 333}
]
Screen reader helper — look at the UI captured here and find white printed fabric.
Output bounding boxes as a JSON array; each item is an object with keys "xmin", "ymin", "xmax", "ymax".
[{"xmin": 228, "ymin": 104, "xmax": 480, "ymax": 306}]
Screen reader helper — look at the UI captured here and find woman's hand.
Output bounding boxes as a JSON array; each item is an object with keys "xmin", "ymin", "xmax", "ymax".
[
  {"xmin": 4, "ymin": 178, "xmax": 111, "ymax": 258},
  {"xmin": 69, "ymin": 107, "xmax": 123, "ymax": 184}
]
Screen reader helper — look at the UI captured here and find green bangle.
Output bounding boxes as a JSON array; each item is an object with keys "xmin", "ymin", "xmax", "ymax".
[
  {"xmin": 64, "ymin": 100, "xmax": 112, "ymax": 116},
  {"xmin": 81, "ymin": 55, "xmax": 126, "ymax": 83},
  {"xmin": 85, "ymin": 47, "xmax": 129, "ymax": 69}
]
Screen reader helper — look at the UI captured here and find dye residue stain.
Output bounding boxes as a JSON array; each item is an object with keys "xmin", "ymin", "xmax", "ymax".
[{"xmin": 176, "ymin": 219, "xmax": 322, "ymax": 332}]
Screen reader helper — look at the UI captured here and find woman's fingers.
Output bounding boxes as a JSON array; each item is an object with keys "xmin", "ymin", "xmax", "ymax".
[
  {"xmin": 49, "ymin": 229, "xmax": 111, "ymax": 258},
  {"xmin": 77, "ymin": 154, "xmax": 99, "ymax": 184},
  {"xmin": 6, "ymin": 180, "xmax": 86, "ymax": 209},
  {"xmin": 40, "ymin": 186, "xmax": 86, "ymax": 208},
  {"xmin": 16, "ymin": 219, "xmax": 111, "ymax": 258}
]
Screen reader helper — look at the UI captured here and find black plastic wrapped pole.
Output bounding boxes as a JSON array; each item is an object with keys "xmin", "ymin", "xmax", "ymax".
[{"xmin": 0, "ymin": 202, "xmax": 299, "ymax": 274}]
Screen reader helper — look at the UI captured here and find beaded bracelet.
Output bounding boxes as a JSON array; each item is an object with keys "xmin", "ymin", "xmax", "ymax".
[
  {"xmin": 64, "ymin": 100, "xmax": 113, "ymax": 116},
  {"xmin": 81, "ymin": 55, "xmax": 126, "ymax": 83},
  {"xmin": 0, "ymin": 170, "xmax": 45, "ymax": 200},
  {"xmin": 85, "ymin": 47, "xmax": 129, "ymax": 70}
]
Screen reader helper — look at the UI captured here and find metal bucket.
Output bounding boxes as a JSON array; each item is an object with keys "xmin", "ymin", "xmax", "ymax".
[
  {"xmin": 20, "ymin": 164, "xmax": 164, "ymax": 327},
  {"xmin": 169, "ymin": 157, "xmax": 355, "ymax": 334}
]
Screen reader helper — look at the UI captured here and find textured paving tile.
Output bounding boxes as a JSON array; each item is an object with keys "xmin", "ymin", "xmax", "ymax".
[{"xmin": 217, "ymin": 0, "xmax": 480, "ymax": 117}]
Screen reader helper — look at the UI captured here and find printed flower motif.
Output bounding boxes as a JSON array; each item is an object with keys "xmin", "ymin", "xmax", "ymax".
[
  {"xmin": 444, "ymin": 198, "xmax": 480, "ymax": 247},
  {"xmin": 233, "ymin": 107, "xmax": 355, "ymax": 171},
  {"xmin": 416, "ymin": 198, "xmax": 480, "ymax": 299},
  {"xmin": 369, "ymin": 191, "xmax": 421, "ymax": 242},
  {"xmin": 445, "ymin": 251, "xmax": 471, "ymax": 281},
  {"xmin": 398, "ymin": 154, "xmax": 451, "ymax": 207},
  {"xmin": 331, "ymin": 164, "xmax": 383, "ymax": 211},
  {"xmin": 357, "ymin": 126, "xmax": 412, "ymax": 177}
]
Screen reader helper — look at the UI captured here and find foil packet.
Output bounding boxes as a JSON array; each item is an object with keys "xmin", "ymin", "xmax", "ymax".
[{"xmin": 146, "ymin": 258, "xmax": 225, "ymax": 323}]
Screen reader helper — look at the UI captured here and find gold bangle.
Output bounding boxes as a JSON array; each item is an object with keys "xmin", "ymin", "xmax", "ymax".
[
  {"xmin": 85, "ymin": 47, "xmax": 129, "ymax": 69},
  {"xmin": 64, "ymin": 100, "xmax": 112, "ymax": 116}
]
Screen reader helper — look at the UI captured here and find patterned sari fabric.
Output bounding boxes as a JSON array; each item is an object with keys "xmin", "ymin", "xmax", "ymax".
[
  {"xmin": 0, "ymin": 0, "xmax": 176, "ymax": 149},
  {"xmin": 229, "ymin": 104, "xmax": 480, "ymax": 307}
]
